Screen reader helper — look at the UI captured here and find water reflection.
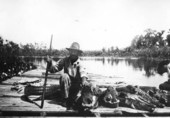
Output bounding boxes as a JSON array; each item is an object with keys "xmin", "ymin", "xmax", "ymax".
[
  {"xmin": 124, "ymin": 58, "xmax": 159, "ymax": 77},
  {"xmin": 107, "ymin": 58, "xmax": 123, "ymax": 66},
  {"xmin": 21, "ymin": 56, "xmax": 169, "ymax": 87},
  {"xmin": 81, "ymin": 57, "xmax": 162, "ymax": 77},
  {"xmin": 23, "ymin": 56, "xmax": 163, "ymax": 78},
  {"xmin": 21, "ymin": 57, "xmax": 44, "ymax": 63}
]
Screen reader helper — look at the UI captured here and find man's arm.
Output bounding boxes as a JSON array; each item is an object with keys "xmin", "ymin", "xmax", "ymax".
[
  {"xmin": 47, "ymin": 56, "xmax": 64, "ymax": 73},
  {"xmin": 78, "ymin": 61, "xmax": 88, "ymax": 85}
]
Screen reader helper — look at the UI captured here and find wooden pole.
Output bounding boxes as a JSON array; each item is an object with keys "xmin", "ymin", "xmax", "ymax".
[{"xmin": 40, "ymin": 34, "xmax": 53, "ymax": 108}]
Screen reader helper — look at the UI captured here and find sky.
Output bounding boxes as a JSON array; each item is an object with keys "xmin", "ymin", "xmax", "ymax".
[{"xmin": 0, "ymin": 0, "xmax": 170, "ymax": 51}]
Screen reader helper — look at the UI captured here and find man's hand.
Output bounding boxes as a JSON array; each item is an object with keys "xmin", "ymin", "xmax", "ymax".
[
  {"xmin": 46, "ymin": 55, "xmax": 52, "ymax": 70},
  {"xmin": 81, "ymin": 77, "xmax": 88, "ymax": 86},
  {"xmin": 46, "ymin": 55, "xmax": 52, "ymax": 63}
]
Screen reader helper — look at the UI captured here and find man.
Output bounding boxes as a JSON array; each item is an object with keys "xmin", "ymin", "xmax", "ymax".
[
  {"xmin": 157, "ymin": 60, "xmax": 170, "ymax": 77},
  {"xmin": 157, "ymin": 60, "xmax": 170, "ymax": 91},
  {"xmin": 47, "ymin": 42, "xmax": 88, "ymax": 109}
]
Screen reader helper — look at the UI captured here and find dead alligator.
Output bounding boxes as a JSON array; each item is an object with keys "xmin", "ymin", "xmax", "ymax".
[
  {"xmin": 134, "ymin": 86, "xmax": 165, "ymax": 108},
  {"xmin": 146, "ymin": 87, "xmax": 168, "ymax": 106},
  {"xmin": 75, "ymin": 83, "xmax": 102, "ymax": 111},
  {"xmin": 70, "ymin": 82, "xmax": 103, "ymax": 116},
  {"xmin": 116, "ymin": 85, "xmax": 167, "ymax": 112},
  {"xmin": 23, "ymin": 82, "xmax": 167, "ymax": 113},
  {"xmin": 99, "ymin": 87, "xmax": 119, "ymax": 108},
  {"xmin": 99, "ymin": 85, "xmax": 156, "ymax": 112},
  {"xmin": 118, "ymin": 92, "xmax": 156, "ymax": 112}
]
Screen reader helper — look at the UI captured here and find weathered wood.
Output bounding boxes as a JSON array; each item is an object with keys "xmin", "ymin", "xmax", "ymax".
[
  {"xmin": 0, "ymin": 69, "xmax": 170, "ymax": 116},
  {"xmin": 21, "ymin": 69, "xmax": 62, "ymax": 79},
  {"xmin": 20, "ymin": 69, "xmax": 127, "ymax": 88},
  {"xmin": 1, "ymin": 96, "xmax": 168, "ymax": 114},
  {"xmin": 0, "ymin": 85, "xmax": 22, "ymax": 97}
]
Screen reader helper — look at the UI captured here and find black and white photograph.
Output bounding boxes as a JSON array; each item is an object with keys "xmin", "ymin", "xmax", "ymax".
[{"xmin": 0, "ymin": 0, "xmax": 170, "ymax": 117}]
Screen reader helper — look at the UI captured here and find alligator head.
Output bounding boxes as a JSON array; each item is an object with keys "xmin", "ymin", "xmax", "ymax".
[
  {"xmin": 76, "ymin": 83, "xmax": 102, "ymax": 111},
  {"xmin": 100, "ymin": 87, "xmax": 119, "ymax": 108}
]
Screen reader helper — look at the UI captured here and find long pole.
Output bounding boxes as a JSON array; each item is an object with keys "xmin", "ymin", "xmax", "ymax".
[{"xmin": 40, "ymin": 34, "xmax": 53, "ymax": 108}]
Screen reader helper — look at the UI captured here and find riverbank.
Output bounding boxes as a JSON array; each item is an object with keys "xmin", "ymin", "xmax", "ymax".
[{"xmin": 83, "ymin": 47, "xmax": 170, "ymax": 60}]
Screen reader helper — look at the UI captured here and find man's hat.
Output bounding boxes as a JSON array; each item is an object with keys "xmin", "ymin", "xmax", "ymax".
[
  {"xmin": 157, "ymin": 60, "xmax": 170, "ymax": 75},
  {"xmin": 66, "ymin": 42, "xmax": 83, "ymax": 54}
]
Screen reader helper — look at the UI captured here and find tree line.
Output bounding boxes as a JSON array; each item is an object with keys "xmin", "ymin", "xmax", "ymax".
[
  {"xmin": 90, "ymin": 28, "xmax": 170, "ymax": 58},
  {"xmin": 0, "ymin": 37, "xmax": 37, "ymax": 82},
  {"xmin": 1, "ymin": 28, "xmax": 170, "ymax": 58},
  {"xmin": 128, "ymin": 28, "xmax": 170, "ymax": 58}
]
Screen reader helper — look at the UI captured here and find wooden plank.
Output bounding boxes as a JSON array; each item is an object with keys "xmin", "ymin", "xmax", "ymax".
[
  {"xmin": 1, "ymin": 106, "xmax": 123, "ymax": 117},
  {"xmin": 0, "ymin": 85, "xmax": 22, "ymax": 97},
  {"xmin": 21, "ymin": 69, "xmax": 124, "ymax": 82},
  {"xmin": 20, "ymin": 69, "xmax": 127, "ymax": 88},
  {"xmin": 21, "ymin": 69, "xmax": 62, "ymax": 79},
  {"xmin": 1, "ymin": 69, "xmax": 170, "ymax": 116},
  {"xmin": 1, "ymin": 107, "xmax": 78, "ymax": 117},
  {"xmin": 1, "ymin": 97, "xmax": 170, "ymax": 113},
  {"xmin": 1, "ymin": 104, "xmax": 170, "ymax": 116},
  {"xmin": 1, "ymin": 77, "xmax": 22, "ymax": 85},
  {"xmin": 0, "ymin": 97, "xmax": 65, "ymax": 110}
]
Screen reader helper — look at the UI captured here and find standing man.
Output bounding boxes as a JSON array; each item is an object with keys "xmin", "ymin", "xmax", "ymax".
[{"xmin": 47, "ymin": 42, "xmax": 88, "ymax": 110}]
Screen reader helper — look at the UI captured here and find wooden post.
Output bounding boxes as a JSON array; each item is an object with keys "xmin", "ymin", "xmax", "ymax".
[{"xmin": 40, "ymin": 34, "xmax": 53, "ymax": 108}]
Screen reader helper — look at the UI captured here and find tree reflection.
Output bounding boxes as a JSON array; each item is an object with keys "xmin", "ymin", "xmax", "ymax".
[
  {"xmin": 100, "ymin": 57, "xmax": 160, "ymax": 77},
  {"xmin": 111, "ymin": 58, "xmax": 160, "ymax": 77},
  {"xmin": 142, "ymin": 59, "xmax": 158, "ymax": 77},
  {"xmin": 24, "ymin": 57, "xmax": 164, "ymax": 78}
]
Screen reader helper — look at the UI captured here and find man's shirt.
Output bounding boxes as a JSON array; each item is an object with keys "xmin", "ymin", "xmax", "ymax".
[{"xmin": 49, "ymin": 57, "xmax": 88, "ymax": 79}]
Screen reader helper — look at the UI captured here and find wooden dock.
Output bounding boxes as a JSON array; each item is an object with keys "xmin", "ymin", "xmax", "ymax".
[{"xmin": 0, "ymin": 69, "xmax": 170, "ymax": 117}]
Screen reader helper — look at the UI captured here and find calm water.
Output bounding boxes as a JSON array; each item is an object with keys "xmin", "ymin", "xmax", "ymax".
[{"xmin": 25, "ymin": 57, "xmax": 169, "ymax": 88}]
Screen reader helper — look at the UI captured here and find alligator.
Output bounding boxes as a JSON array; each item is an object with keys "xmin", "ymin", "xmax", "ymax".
[
  {"xmin": 99, "ymin": 87, "xmax": 119, "ymax": 108},
  {"xmin": 134, "ymin": 86, "xmax": 165, "ymax": 108},
  {"xmin": 118, "ymin": 92, "xmax": 156, "ymax": 112},
  {"xmin": 147, "ymin": 88, "xmax": 168, "ymax": 106},
  {"xmin": 116, "ymin": 85, "xmax": 167, "ymax": 112},
  {"xmin": 74, "ymin": 82, "xmax": 102, "ymax": 111},
  {"xmin": 23, "ymin": 82, "xmax": 167, "ymax": 112}
]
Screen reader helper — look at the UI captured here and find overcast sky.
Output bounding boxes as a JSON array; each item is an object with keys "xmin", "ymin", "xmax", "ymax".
[{"xmin": 0, "ymin": 0, "xmax": 170, "ymax": 50}]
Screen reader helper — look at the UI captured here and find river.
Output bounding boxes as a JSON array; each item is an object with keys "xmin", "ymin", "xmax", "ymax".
[{"xmin": 24, "ymin": 56, "xmax": 169, "ymax": 88}]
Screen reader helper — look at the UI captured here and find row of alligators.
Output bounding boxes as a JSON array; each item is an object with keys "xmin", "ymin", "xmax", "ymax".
[
  {"xmin": 72, "ymin": 83, "xmax": 168, "ymax": 112},
  {"xmin": 23, "ymin": 82, "xmax": 169, "ymax": 113}
]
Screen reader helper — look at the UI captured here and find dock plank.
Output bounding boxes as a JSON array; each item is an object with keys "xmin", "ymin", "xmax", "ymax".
[
  {"xmin": 0, "ymin": 85, "xmax": 22, "ymax": 97},
  {"xmin": 0, "ymin": 69, "xmax": 170, "ymax": 116},
  {"xmin": 21, "ymin": 69, "xmax": 127, "ymax": 87}
]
